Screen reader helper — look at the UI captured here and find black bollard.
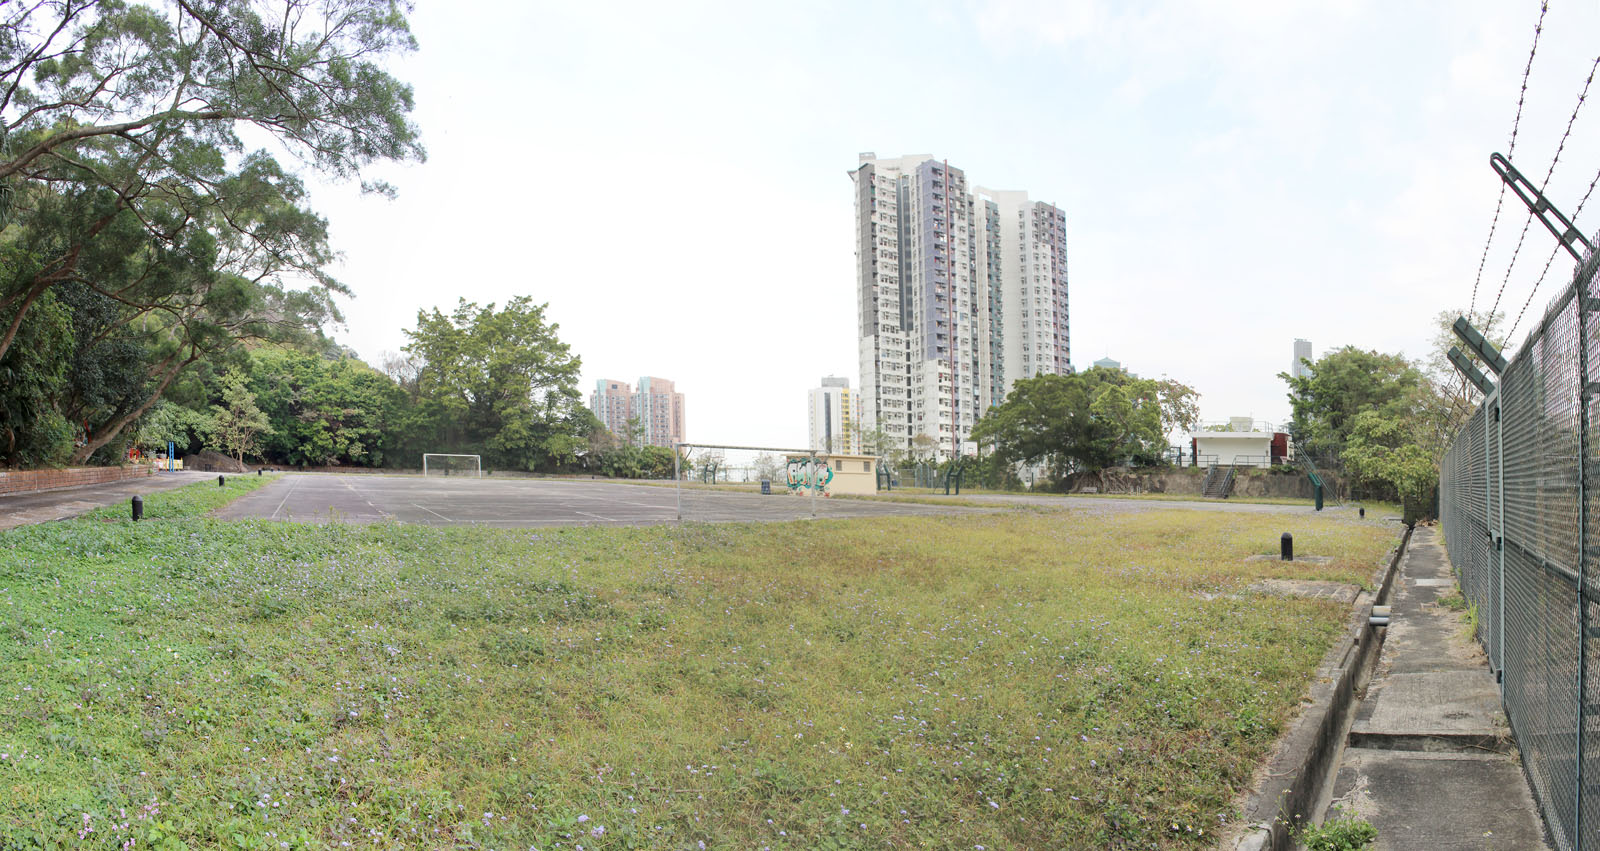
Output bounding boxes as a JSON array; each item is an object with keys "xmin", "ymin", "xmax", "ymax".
[
  {"xmin": 1281, "ymin": 532, "xmax": 1293, "ymax": 561},
  {"xmin": 218, "ymin": 474, "xmax": 225, "ymax": 487},
  {"xmin": 1359, "ymin": 507, "xmax": 1365, "ymax": 518},
  {"xmin": 257, "ymin": 468, "xmax": 262, "ymax": 476},
  {"xmin": 131, "ymin": 495, "xmax": 143, "ymax": 522}
]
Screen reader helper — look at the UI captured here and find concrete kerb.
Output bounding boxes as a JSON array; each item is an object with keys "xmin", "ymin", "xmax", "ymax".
[{"xmin": 1231, "ymin": 524, "xmax": 1414, "ymax": 851}]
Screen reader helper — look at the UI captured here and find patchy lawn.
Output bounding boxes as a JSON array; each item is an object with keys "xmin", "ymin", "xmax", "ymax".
[{"xmin": 0, "ymin": 479, "xmax": 1395, "ymax": 849}]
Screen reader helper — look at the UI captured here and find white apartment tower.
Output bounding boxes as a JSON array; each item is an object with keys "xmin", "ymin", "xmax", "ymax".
[
  {"xmin": 851, "ymin": 153, "xmax": 1070, "ymax": 459},
  {"xmin": 1292, "ymin": 339, "xmax": 1314, "ymax": 379},
  {"xmin": 808, "ymin": 376, "xmax": 864, "ymax": 454}
]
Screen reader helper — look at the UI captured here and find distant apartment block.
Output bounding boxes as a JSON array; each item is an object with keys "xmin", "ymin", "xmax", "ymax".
[
  {"xmin": 591, "ymin": 379, "xmax": 633, "ymax": 437},
  {"xmin": 851, "ymin": 153, "xmax": 1071, "ymax": 460},
  {"xmin": 1292, "ymin": 339, "xmax": 1314, "ymax": 379},
  {"xmin": 633, "ymin": 376, "xmax": 686, "ymax": 448},
  {"xmin": 808, "ymin": 376, "xmax": 864, "ymax": 454},
  {"xmin": 588, "ymin": 377, "xmax": 687, "ymax": 447}
]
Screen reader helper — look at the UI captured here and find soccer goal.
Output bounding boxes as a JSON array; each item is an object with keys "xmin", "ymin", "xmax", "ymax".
[{"xmin": 422, "ymin": 453, "xmax": 482, "ymax": 477}]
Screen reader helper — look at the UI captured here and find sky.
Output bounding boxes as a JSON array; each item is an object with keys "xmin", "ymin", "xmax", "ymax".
[{"xmin": 305, "ymin": 0, "xmax": 1600, "ymax": 449}]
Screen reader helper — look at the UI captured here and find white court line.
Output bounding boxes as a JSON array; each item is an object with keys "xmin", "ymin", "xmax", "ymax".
[
  {"xmin": 573, "ymin": 510, "xmax": 617, "ymax": 521},
  {"xmin": 341, "ymin": 477, "xmax": 394, "ymax": 518},
  {"xmin": 270, "ymin": 475, "xmax": 303, "ymax": 520},
  {"xmin": 411, "ymin": 503, "xmax": 451, "ymax": 521}
]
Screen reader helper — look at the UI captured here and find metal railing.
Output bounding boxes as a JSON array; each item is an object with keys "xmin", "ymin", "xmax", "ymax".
[{"xmin": 1440, "ymin": 226, "xmax": 1600, "ymax": 851}]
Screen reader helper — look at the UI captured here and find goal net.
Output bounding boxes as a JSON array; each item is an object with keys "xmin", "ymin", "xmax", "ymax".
[{"xmin": 422, "ymin": 453, "xmax": 482, "ymax": 477}]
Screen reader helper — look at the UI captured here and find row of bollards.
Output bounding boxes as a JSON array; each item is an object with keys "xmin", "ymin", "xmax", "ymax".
[
  {"xmin": 132, "ymin": 471, "xmax": 247, "ymax": 520},
  {"xmin": 1277, "ymin": 506, "xmax": 1368, "ymax": 561}
]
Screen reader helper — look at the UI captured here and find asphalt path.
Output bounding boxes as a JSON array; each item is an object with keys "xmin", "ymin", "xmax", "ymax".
[
  {"xmin": 0, "ymin": 470, "xmax": 216, "ymax": 530},
  {"xmin": 210, "ymin": 474, "xmax": 989, "ymax": 527}
]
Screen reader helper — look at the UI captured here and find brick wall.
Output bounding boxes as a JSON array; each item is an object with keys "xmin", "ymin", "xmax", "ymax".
[{"xmin": 0, "ymin": 465, "xmax": 153, "ymax": 497}]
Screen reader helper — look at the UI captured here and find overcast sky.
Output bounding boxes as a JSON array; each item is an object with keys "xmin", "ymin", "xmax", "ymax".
[{"xmin": 306, "ymin": 0, "xmax": 1600, "ymax": 449}]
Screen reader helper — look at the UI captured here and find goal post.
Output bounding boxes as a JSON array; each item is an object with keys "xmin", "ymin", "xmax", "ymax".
[{"xmin": 422, "ymin": 453, "xmax": 482, "ymax": 478}]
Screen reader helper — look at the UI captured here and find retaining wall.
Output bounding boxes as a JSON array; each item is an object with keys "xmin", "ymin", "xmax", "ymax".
[{"xmin": 0, "ymin": 465, "xmax": 152, "ymax": 497}]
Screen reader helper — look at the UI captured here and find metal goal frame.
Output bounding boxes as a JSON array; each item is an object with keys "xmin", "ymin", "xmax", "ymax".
[{"xmin": 421, "ymin": 453, "xmax": 482, "ymax": 478}]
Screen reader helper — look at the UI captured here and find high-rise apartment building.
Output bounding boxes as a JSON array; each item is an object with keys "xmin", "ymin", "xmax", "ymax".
[
  {"xmin": 588, "ymin": 377, "xmax": 686, "ymax": 447},
  {"xmin": 591, "ymin": 379, "xmax": 633, "ymax": 437},
  {"xmin": 852, "ymin": 153, "xmax": 1071, "ymax": 459},
  {"xmin": 1292, "ymin": 339, "xmax": 1314, "ymax": 379},
  {"xmin": 632, "ymin": 376, "xmax": 686, "ymax": 448},
  {"xmin": 808, "ymin": 376, "xmax": 864, "ymax": 454}
]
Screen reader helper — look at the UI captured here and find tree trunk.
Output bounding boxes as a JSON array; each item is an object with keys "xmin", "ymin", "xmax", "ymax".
[
  {"xmin": 0, "ymin": 280, "xmax": 51, "ymax": 365},
  {"xmin": 68, "ymin": 351, "xmax": 195, "ymax": 465}
]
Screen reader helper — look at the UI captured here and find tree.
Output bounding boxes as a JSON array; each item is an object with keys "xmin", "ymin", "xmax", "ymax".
[
  {"xmin": 1280, "ymin": 346, "xmax": 1444, "ymax": 512},
  {"xmin": 1424, "ymin": 307, "xmax": 1506, "ymax": 456},
  {"xmin": 1341, "ymin": 409, "xmax": 1437, "ymax": 513},
  {"xmin": 247, "ymin": 346, "xmax": 404, "ymax": 467},
  {"xmin": 402, "ymin": 297, "xmax": 589, "ymax": 472},
  {"xmin": 134, "ymin": 399, "xmax": 214, "ymax": 456},
  {"xmin": 1280, "ymin": 347, "xmax": 1425, "ymax": 459},
  {"xmin": 971, "ymin": 366, "xmax": 1198, "ymax": 482},
  {"xmin": 0, "ymin": 0, "xmax": 423, "ymax": 461},
  {"xmin": 752, "ymin": 452, "xmax": 780, "ymax": 482},
  {"xmin": 0, "ymin": 288, "xmax": 72, "ymax": 466},
  {"xmin": 209, "ymin": 368, "xmax": 270, "ymax": 463}
]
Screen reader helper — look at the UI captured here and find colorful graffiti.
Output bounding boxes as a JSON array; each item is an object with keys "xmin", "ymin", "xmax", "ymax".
[{"xmin": 785, "ymin": 458, "xmax": 833, "ymax": 494}]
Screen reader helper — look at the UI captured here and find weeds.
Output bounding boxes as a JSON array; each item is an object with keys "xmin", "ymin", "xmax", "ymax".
[
  {"xmin": 1298, "ymin": 809, "xmax": 1378, "ymax": 850},
  {"xmin": 0, "ymin": 479, "xmax": 1397, "ymax": 848}
]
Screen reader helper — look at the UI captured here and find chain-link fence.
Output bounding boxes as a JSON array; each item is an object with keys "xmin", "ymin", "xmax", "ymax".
[{"xmin": 1440, "ymin": 232, "xmax": 1600, "ymax": 851}]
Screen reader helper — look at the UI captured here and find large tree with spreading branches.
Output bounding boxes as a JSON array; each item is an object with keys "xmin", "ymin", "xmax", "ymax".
[{"xmin": 0, "ymin": 0, "xmax": 423, "ymax": 463}]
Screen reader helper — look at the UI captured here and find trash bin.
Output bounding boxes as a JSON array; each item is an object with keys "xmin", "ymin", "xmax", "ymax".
[{"xmin": 761, "ymin": 479, "xmax": 772, "ymax": 495}]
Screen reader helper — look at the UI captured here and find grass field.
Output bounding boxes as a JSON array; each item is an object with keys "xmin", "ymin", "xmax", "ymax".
[{"xmin": 0, "ymin": 479, "xmax": 1396, "ymax": 849}]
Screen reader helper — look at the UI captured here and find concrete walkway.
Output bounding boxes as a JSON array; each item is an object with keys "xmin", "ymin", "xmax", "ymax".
[
  {"xmin": 0, "ymin": 470, "xmax": 213, "ymax": 531},
  {"xmin": 1320, "ymin": 525, "xmax": 1549, "ymax": 849}
]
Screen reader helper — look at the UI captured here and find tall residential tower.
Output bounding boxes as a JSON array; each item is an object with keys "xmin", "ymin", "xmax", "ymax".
[
  {"xmin": 808, "ymin": 376, "xmax": 864, "ymax": 454},
  {"xmin": 588, "ymin": 377, "xmax": 687, "ymax": 448},
  {"xmin": 851, "ymin": 153, "xmax": 1071, "ymax": 459}
]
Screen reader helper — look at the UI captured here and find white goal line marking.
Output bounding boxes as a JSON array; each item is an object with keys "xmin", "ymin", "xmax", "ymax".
[{"xmin": 411, "ymin": 503, "xmax": 451, "ymax": 521}]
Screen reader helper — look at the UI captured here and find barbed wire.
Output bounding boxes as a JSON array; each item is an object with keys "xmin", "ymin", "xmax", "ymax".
[
  {"xmin": 1470, "ymin": 0, "xmax": 1548, "ymax": 318},
  {"xmin": 1507, "ymin": 157, "xmax": 1600, "ymax": 339},
  {"xmin": 1491, "ymin": 50, "xmax": 1598, "ymax": 329}
]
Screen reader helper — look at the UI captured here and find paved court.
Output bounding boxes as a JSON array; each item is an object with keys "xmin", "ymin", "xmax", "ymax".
[
  {"xmin": 0, "ymin": 471, "xmax": 214, "ymax": 531},
  {"xmin": 212, "ymin": 474, "xmax": 987, "ymax": 527}
]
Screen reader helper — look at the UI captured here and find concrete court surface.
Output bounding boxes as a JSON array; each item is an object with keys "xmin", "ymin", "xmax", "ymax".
[
  {"xmin": 0, "ymin": 470, "xmax": 215, "ymax": 531},
  {"xmin": 211, "ymin": 473, "xmax": 990, "ymax": 527}
]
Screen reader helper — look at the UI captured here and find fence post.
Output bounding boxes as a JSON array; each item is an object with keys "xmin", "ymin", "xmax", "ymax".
[
  {"xmin": 674, "ymin": 444, "xmax": 681, "ymax": 523},
  {"xmin": 809, "ymin": 453, "xmax": 818, "ymax": 519},
  {"xmin": 1495, "ymin": 394, "xmax": 1505, "ymax": 679},
  {"xmin": 1578, "ymin": 290, "xmax": 1592, "ymax": 847}
]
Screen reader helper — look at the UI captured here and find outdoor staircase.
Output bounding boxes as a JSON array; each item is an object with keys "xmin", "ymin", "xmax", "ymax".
[
  {"xmin": 1293, "ymin": 439, "xmax": 1338, "ymax": 506},
  {"xmin": 1202, "ymin": 465, "xmax": 1237, "ymax": 499}
]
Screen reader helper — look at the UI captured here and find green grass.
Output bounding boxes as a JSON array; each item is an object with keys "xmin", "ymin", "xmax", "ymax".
[
  {"xmin": 1298, "ymin": 809, "xmax": 1377, "ymax": 850},
  {"xmin": 0, "ymin": 481, "xmax": 1396, "ymax": 849}
]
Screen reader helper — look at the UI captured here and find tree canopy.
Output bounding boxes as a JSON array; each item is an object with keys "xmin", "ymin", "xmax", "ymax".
[
  {"xmin": 972, "ymin": 367, "xmax": 1199, "ymax": 482},
  {"xmin": 1281, "ymin": 346, "xmax": 1426, "ymax": 459},
  {"xmin": 0, "ymin": 0, "xmax": 423, "ymax": 463},
  {"xmin": 402, "ymin": 297, "xmax": 597, "ymax": 473},
  {"xmin": 1281, "ymin": 345, "xmax": 1445, "ymax": 512}
]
